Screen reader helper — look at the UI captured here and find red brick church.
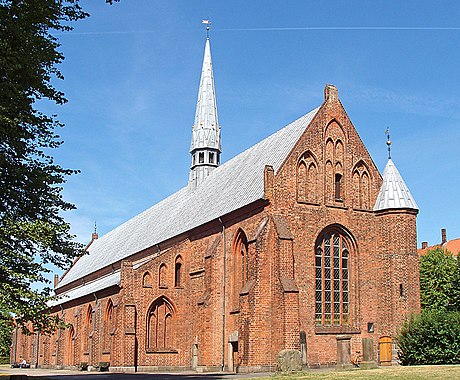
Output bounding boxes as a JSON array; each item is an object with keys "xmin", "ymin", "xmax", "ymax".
[{"xmin": 12, "ymin": 35, "xmax": 420, "ymax": 372}]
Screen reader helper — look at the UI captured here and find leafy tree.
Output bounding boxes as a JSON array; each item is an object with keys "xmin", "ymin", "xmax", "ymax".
[
  {"xmin": 450, "ymin": 255, "xmax": 460, "ymax": 311},
  {"xmin": 419, "ymin": 247, "xmax": 459, "ymax": 312},
  {"xmin": 0, "ymin": 319, "xmax": 12, "ymax": 363},
  {"xmin": 398, "ymin": 310, "xmax": 460, "ymax": 365},
  {"xmin": 0, "ymin": 0, "xmax": 87, "ymax": 332}
]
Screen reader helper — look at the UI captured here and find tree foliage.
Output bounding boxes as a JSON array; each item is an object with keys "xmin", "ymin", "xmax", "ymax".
[
  {"xmin": 0, "ymin": 0, "xmax": 87, "ymax": 331},
  {"xmin": 420, "ymin": 247, "xmax": 460, "ymax": 312},
  {"xmin": 0, "ymin": 319, "xmax": 12, "ymax": 363},
  {"xmin": 398, "ymin": 310, "xmax": 460, "ymax": 365}
]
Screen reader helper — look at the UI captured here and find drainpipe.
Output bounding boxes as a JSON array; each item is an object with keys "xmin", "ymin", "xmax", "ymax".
[
  {"xmin": 90, "ymin": 293, "xmax": 98, "ymax": 365},
  {"xmin": 218, "ymin": 217, "xmax": 227, "ymax": 371},
  {"xmin": 57, "ymin": 305, "xmax": 64, "ymax": 366},
  {"xmin": 35, "ymin": 331, "xmax": 40, "ymax": 368},
  {"xmin": 13, "ymin": 326, "xmax": 18, "ymax": 364}
]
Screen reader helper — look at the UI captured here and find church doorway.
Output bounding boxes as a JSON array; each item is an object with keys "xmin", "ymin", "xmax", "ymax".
[
  {"xmin": 228, "ymin": 341, "xmax": 238, "ymax": 372},
  {"xmin": 379, "ymin": 336, "xmax": 392, "ymax": 365}
]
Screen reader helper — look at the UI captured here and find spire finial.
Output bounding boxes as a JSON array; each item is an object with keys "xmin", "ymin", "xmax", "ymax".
[
  {"xmin": 202, "ymin": 19, "xmax": 211, "ymax": 38},
  {"xmin": 385, "ymin": 127, "xmax": 392, "ymax": 159},
  {"xmin": 94, "ymin": 220, "xmax": 97, "ymax": 234}
]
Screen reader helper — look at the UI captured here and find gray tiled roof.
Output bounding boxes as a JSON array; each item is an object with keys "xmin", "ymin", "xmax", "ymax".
[
  {"xmin": 50, "ymin": 271, "xmax": 120, "ymax": 307},
  {"xmin": 57, "ymin": 107, "xmax": 320, "ymax": 289},
  {"xmin": 373, "ymin": 159, "xmax": 418, "ymax": 211}
]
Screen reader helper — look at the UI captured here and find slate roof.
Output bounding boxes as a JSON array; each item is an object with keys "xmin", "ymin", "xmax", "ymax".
[
  {"xmin": 57, "ymin": 107, "xmax": 320, "ymax": 289},
  {"xmin": 50, "ymin": 271, "xmax": 120, "ymax": 307},
  {"xmin": 373, "ymin": 159, "xmax": 418, "ymax": 211}
]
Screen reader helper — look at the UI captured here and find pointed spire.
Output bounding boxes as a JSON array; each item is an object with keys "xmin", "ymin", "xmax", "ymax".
[
  {"xmin": 189, "ymin": 28, "xmax": 221, "ymax": 189},
  {"xmin": 374, "ymin": 132, "xmax": 418, "ymax": 211}
]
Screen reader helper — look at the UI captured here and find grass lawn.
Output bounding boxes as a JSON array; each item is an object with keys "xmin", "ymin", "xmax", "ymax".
[{"xmin": 262, "ymin": 365, "xmax": 460, "ymax": 380}]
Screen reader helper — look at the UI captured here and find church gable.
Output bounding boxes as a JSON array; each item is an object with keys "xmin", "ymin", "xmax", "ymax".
[{"xmin": 274, "ymin": 84, "xmax": 382, "ymax": 211}]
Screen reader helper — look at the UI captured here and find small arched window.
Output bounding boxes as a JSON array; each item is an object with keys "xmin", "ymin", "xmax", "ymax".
[
  {"xmin": 174, "ymin": 256, "xmax": 183, "ymax": 288},
  {"xmin": 83, "ymin": 305, "xmax": 92, "ymax": 353},
  {"xmin": 315, "ymin": 229, "xmax": 351, "ymax": 326},
  {"xmin": 159, "ymin": 264, "xmax": 167, "ymax": 288},
  {"xmin": 198, "ymin": 152, "xmax": 204, "ymax": 163},
  {"xmin": 143, "ymin": 272, "xmax": 152, "ymax": 288},
  {"xmin": 335, "ymin": 173, "xmax": 343, "ymax": 200},
  {"xmin": 147, "ymin": 297, "xmax": 175, "ymax": 351}
]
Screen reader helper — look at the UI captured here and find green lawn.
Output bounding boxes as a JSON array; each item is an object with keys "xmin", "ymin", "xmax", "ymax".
[{"xmin": 263, "ymin": 365, "xmax": 460, "ymax": 380}]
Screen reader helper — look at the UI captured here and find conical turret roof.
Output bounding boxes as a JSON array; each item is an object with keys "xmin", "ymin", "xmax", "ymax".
[{"xmin": 373, "ymin": 159, "xmax": 418, "ymax": 211}]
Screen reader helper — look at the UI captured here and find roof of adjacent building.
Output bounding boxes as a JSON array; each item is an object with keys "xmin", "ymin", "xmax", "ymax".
[
  {"xmin": 373, "ymin": 158, "xmax": 418, "ymax": 211},
  {"xmin": 57, "ymin": 107, "xmax": 320, "ymax": 289},
  {"xmin": 418, "ymin": 237, "xmax": 460, "ymax": 256}
]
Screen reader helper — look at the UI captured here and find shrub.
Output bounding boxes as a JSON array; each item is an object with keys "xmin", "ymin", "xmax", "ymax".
[{"xmin": 398, "ymin": 310, "xmax": 460, "ymax": 365}]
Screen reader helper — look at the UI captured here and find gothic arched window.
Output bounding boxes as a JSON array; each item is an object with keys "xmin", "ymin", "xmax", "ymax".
[
  {"xmin": 83, "ymin": 305, "xmax": 92, "ymax": 353},
  {"xmin": 143, "ymin": 272, "xmax": 152, "ymax": 288},
  {"xmin": 147, "ymin": 297, "xmax": 175, "ymax": 351},
  {"xmin": 103, "ymin": 300, "xmax": 113, "ymax": 353},
  {"xmin": 159, "ymin": 264, "xmax": 167, "ymax": 288},
  {"xmin": 232, "ymin": 229, "xmax": 248, "ymax": 308},
  {"xmin": 65, "ymin": 324, "xmax": 75, "ymax": 366},
  {"xmin": 297, "ymin": 151, "xmax": 318, "ymax": 204},
  {"xmin": 315, "ymin": 229, "xmax": 350, "ymax": 326},
  {"xmin": 174, "ymin": 256, "xmax": 183, "ymax": 288}
]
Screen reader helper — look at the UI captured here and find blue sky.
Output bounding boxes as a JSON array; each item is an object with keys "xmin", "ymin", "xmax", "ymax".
[{"xmin": 47, "ymin": 0, "xmax": 460, "ymax": 279}]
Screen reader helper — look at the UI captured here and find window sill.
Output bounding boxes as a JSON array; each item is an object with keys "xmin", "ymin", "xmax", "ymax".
[
  {"xmin": 315, "ymin": 326, "xmax": 360, "ymax": 335},
  {"xmin": 297, "ymin": 200, "xmax": 320, "ymax": 206},
  {"xmin": 326, "ymin": 204, "xmax": 347, "ymax": 210},
  {"xmin": 146, "ymin": 349, "xmax": 178, "ymax": 354}
]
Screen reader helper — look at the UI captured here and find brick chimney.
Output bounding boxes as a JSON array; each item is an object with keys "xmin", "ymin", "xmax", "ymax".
[
  {"xmin": 421, "ymin": 242, "xmax": 428, "ymax": 249},
  {"xmin": 92, "ymin": 231, "xmax": 99, "ymax": 241},
  {"xmin": 54, "ymin": 274, "xmax": 59, "ymax": 288},
  {"xmin": 324, "ymin": 84, "xmax": 338, "ymax": 102},
  {"xmin": 441, "ymin": 228, "xmax": 447, "ymax": 244}
]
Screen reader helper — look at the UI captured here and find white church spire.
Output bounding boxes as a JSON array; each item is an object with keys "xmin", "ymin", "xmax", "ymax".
[{"xmin": 189, "ymin": 30, "xmax": 221, "ymax": 189}]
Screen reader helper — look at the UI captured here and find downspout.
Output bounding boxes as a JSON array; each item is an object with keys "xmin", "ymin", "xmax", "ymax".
[
  {"xmin": 13, "ymin": 325, "xmax": 18, "ymax": 364},
  {"xmin": 57, "ymin": 305, "xmax": 64, "ymax": 366},
  {"xmin": 218, "ymin": 217, "xmax": 226, "ymax": 371},
  {"xmin": 90, "ymin": 293, "xmax": 98, "ymax": 365},
  {"xmin": 35, "ymin": 331, "xmax": 40, "ymax": 368}
]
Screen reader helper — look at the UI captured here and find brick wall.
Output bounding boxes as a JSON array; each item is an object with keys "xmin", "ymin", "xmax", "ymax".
[{"xmin": 12, "ymin": 85, "xmax": 419, "ymax": 372}]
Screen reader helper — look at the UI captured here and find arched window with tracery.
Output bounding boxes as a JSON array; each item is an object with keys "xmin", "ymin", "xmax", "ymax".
[
  {"xmin": 147, "ymin": 297, "xmax": 175, "ymax": 351},
  {"xmin": 232, "ymin": 229, "xmax": 248, "ymax": 308},
  {"xmin": 174, "ymin": 256, "xmax": 183, "ymax": 288},
  {"xmin": 159, "ymin": 264, "xmax": 167, "ymax": 288},
  {"xmin": 103, "ymin": 299, "xmax": 113, "ymax": 353},
  {"xmin": 315, "ymin": 228, "xmax": 352, "ymax": 326}
]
